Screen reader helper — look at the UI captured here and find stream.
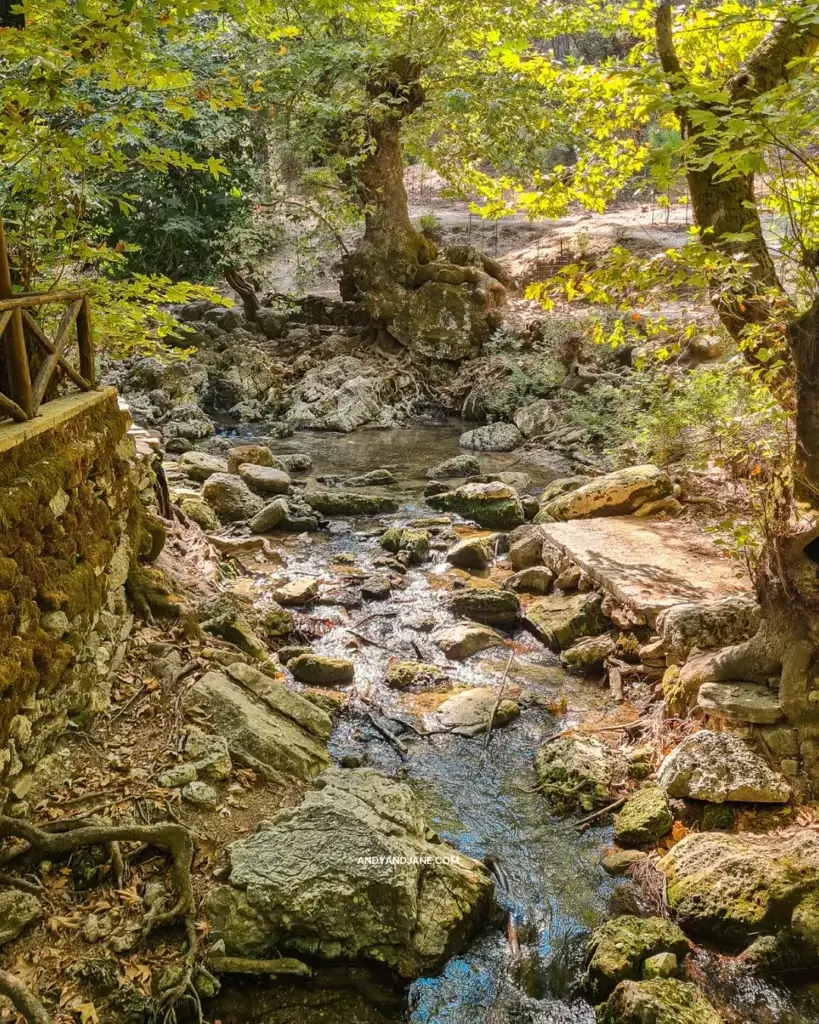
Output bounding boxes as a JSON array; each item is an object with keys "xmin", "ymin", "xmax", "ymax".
[{"xmin": 207, "ymin": 424, "xmax": 819, "ymax": 1024}]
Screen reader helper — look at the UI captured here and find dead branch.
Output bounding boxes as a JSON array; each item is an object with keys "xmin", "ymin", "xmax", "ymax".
[
  {"xmin": 574, "ymin": 797, "xmax": 626, "ymax": 830},
  {"xmin": 482, "ymin": 650, "xmax": 515, "ymax": 754}
]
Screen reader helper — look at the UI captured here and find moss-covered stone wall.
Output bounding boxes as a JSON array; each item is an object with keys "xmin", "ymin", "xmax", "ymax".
[{"xmin": 0, "ymin": 389, "xmax": 142, "ymax": 812}]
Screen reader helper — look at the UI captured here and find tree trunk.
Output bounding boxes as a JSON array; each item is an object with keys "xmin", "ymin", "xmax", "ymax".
[{"xmin": 789, "ymin": 302, "xmax": 819, "ymax": 499}]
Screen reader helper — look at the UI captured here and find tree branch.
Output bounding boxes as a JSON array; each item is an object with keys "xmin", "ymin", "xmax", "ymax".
[
  {"xmin": 655, "ymin": 3, "xmax": 685, "ymax": 81},
  {"xmin": 728, "ymin": 10, "xmax": 819, "ymax": 101}
]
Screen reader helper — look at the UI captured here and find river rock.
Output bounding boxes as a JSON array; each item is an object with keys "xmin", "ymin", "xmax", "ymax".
[
  {"xmin": 657, "ymin": 594, "xmax": 761, "ymax": 664},
  {"xmin": 182, "ymin": 780, "xmax": 219, "ymax": 810},
  {"xmin": 537, "ymin": 465, "xmax": 673, "ymax": 521},
  {"xmin": 304, "ymin": 490, "xmax": 399, "ymax": 516},
  {"xmin": 434, "ymin": 686, "xmax": 520, "ymax": 736},
  {"xmin": 513, "ymin": 399, "xmax": 555, "ymax": 438},
  {"xmin": 226, "ymin": 444, "xmax": 279, "ymax": 474},
  {"xmin": 249, "ymin": 498, "xmax": 289, "ymax": 534},
  {"xmin": 446, "ymin": 536, "xmax": 494, "ymax": 569},
  {"xmin": 225, "ymin": 662, "xmax": 333, "ymax": 742},
  {"xmin": 384, "ymin": 661, "xmax": 449, "ymax": 690},
  {"xmin": 0, "ymin": 891, "xmax": 42, "ymax": 946},
  {"xmin": 508, "ymin": 526, "xmax": 547, "ymax": 569},
  {"xmin": 614, "ymin": 788, "xmax": 673, "ymax": 847},
  {"xmin": 381, "ymin": 527, "xmax": 430, "ymax": 563},
  {"xmin": 534, "ymin": 734, "xmax": 628, "ymax": 811},
  {"xmin": 180, "ymin": 498, "xmax": 220, "ymax": 532},
  {"xmin": 598, "ymin": 979, "xmax": 722, "ymax": 1024},
  {"xmin": 238, "ymin": 464, "xmax": 292, "ymax": 496},
  {"xmin": 560, "ymin": 633, "xmax": 616, "ymax": 672},
  {"xmin": 427, "ymin": 455, "xmax": 481, "ymax": 480},
  {"xmin": 279, "ymin": 453, "xmax": 313, "ymax": 473},
  {"xmin": 260, "ymin": 601, "xmax": 294, "ymax": 640},
  {"xmin": 178, "ymin": 451, "xmax": 228, "ymax": 481},
  {"xmin": 503, "ymin": 566, "xmax": 554, "ymax": 594},
  {"xmin": 427, "ymin": 482, "xmax": 525, "ymax": 529},
  {"xmin": 657, "ymin": 731, "xmax": 791, "ymax": 804},
  {"xmin": 459, "ymin": 423, "xmax": 523, "ymax": 452},
  {"xmin": 447, "ymin": 588, "xmax": 520, "ymax": 630},
  {"xmin": 585, "ymin": 915, "xmax": 690, "ymax": 1000},
  {"xmin": 286, "ymin": 356, "xmax": 395, "ymax": 432},
  {"xmin": 433, "ymin": 621, "xmax": 505, "ymax": 659},
  {"xmin": 523, "ymin": 591, "xmax": 607, "ymax": 651},
  {"xmin": 697, "ymin": 681, "xmax": 783, "ymax": 725},
  {"xmin": 272, "ymin": 577, "xmax": 319, "ymax": 605},
  {"xmin": 601, "ymin": 849, "xmax": 648, "ymax": 875},
  {"xmin": 182, "ymin": 671, "xmax": 330, "ymax": 783},
  {"xmin": 288, "ymin": 654, "xmax": 354, "ymax": 686},
  {"xmin": 204, "ymin": 767, "xmax": 494, "ymax": 977},
  {"xmin": 361, "ymin": 575, "xmax": 391, "ymax": 600},
  {"xmin": 658, "ymin": 829, "xmax": 819, "ymax": 946},
  {"xmin": 344, "ymin": 469, "xmax": 396, "ymax": 487},
  {"xmin": 199, "ymin": 599, "xmax": 267, "ymax": 660},
  {"xmin": 202, "ymin": 473, "xmax": 265, "ymax": 522}
]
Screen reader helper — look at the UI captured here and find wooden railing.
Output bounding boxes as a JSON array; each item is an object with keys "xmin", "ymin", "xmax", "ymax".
[{"xmin": 0, "ymin": 218, "xmax": 96, "ymax": 423}]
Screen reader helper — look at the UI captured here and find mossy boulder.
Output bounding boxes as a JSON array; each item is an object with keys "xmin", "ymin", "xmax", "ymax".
[
  {"xmin": 288, "ymin": 654, "xmax": 355, "ymax": 686},
  {"xmin": 391, "ymin": 280, "xmax": 491, "ymax": 362},
  {"xmin": 614, "ymin": 788, "xmax": 673, "ymax": 848},
  {"xmin": 226, "ymin": 444, "xmax": 280, "ymax": 475},
  {"xmin": 534, "ymin": 734, "xmax": 628, "ymax": 812},
  {"xmin": 447, "ymin": 587, "xmax": 520, "ymax": 630},
  {"xmin": 427, "ymin": 455, "xmax": 481, "ymax": 480},
  {"xmin": 260, "ymin": 602, "xmax": 294, "ymax": 640},
  {"xmin": 380, "ymin": 527, "xmax": 430, "ymax": 563},
  {"xmin": 180, "ymin": 498, "xmax": 220, "ymax": 533},
  {"xmin": 178, "ymin": 451, "xmax": 228, "ymax": 481},
  {"xmin": 250, "ymin": 498, "xmax": 289, "ymax": 534},
  {"xmin": 560, "ymin": 633, "xmax": 616, "ymax": 673},
  {"xmin": 537, "ymin": 465, "xmax": 673, "ymax": 521},
  {"xmin": 585, "ymin": 915, "xmax": 691, "ymax": 1001},
  {"xmin": 446, "ymin": 536, "xmax": 494, "ymax": 569},
  {"xmin": 523, "ymin": 591, "xmax": 608, "ymax": 651},
  {"xmin": 202, "ymin": 472, "xmax": 264, "ymax": 523},
  {"xmin": 597, "ymin": 979, "xmax": 723, "ymax": 1024},
  {"xmin": 384, "ymin": 661, "xmax": 449, "ymax": 690},
  {"xmin": 238, "ymin": 464, "xmax": 292, "ymax": 496},
  {"xmin": 459, "ymin": 423, "xmax": 523, "ymax": 453},
  {"xmin": 427, "ymin": 482, "xmax": 525, "ymax": 530},
  {"xmin": 304, "ymin": 491, "xmax": 399, "ymax": 516}
]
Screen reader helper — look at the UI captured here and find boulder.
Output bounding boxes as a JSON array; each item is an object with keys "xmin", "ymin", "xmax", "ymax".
[
  {"xmin": 427, "ymin": 482, "xmax": 525, "ymax": 529},
  {"xmin": 304, "ymin": 491, "xmax": 399, "ymax": 516},
  {"xmin": 427, "ymin": 455, "xmax": 481, "ymax": 480},
  {"xmin": 657, "ymin": 595, "xmax": 761, "ymax": 663},
  {"xmin": 434, "ymin": 686, "xmax": 520, "ymax": 736},
  {"xmin": 601, "ymin": 849, "xmax": 648, "ymax": 876},
  {"xmin": 614, "ymin": 788, "xmax": 673, "ymax": 847},
  {"xmin": 560, "ymin": 633, "xmax": 616, "ymax": 673},
  {"xmin": 391, "ymin": 281, "xmax": 491, "ymax": 362},
  {"xmin": 657, "ymin": 731, "xmax": 790, "ymax": 804},
  {"xmin": 446, "ymin": 536, "xmax": 494, "ymax": 569},
  {"xmin": 512, "ymin": 399, "xmax": 555, "ymax": 438},
  {"xmin": 279, "ymin": 453, "xmax": 313, "ymax": 473},
  {"xmin": 538, "ymin": 476, "xmax": 592, "ymax": 505},
  {"xmin": 383, "ymin": 662, "xmax": 447, "ymax": 691},
  {"xmin": 272, "ymin": 577, "xmax": 319, "ymax": 606},
  {"xmin": 260, "ymin": 602, "xmax": 294, "ymax": 640},
  {"xmin": 433, "ymin": 621, "xmax": 505, "ymax": 660},
  {"xmin": 180, "ymin": 498, "xmax": 220, "ymax": 533},
  {"xmin": 204, "ymin": 768, "xmax": 494, "ymax": 977},
  {"xmin": 503, "ymin": 566, "xmax": 554, "ymax": 594},
  {"xmin": 182, "ymin": 780, "xmax": 219, "ymax": 810},
  {"xmin": 523, "ymin": 591, "xmax": 608, "ymax": 651},
  {"xmin": 459, "ymin": 423, "xmax": 523, "ymax": 452},
  {"xmin": 534, "ymin": 734, "xmax": 627, "ymax": 812},
  {"xmin": 446, "ymin": 588, "xmax": 520, "ymax": 630},
  {"xmin": 178, "ymin": 451, "xmax": 228, "ymax": 481},
  {"xmin": 238, "ymin": 464, "xmax": 292, "ymax": 496},
  {"xmin": 538, "ymin": 465, "xmax": 673, "ymax": 521},
  {"xmin": 380, "ymin": 527, "xmax": 430, "ymax": 563},
  {"xmin": 286, "ymin": 356, "xmax": 395, "ymax": 432},
  {"xmin": 642, "ymin": 952, "xmax": 678, "ymax": 980},
  {"xmin": 508, "ymin": 526, "xmax": 547, "ymax": 569},
  {"xmin": 249, "ymin": 498, "xmax": 289, "ymax": 534},
  {"xmin": 224, "ymin": 662, "xmax": 333, "ymax": 742},
  {"xmin": 182, "ymin": 671, "xmax": 330, "ymax": 783},
  {"xmin": 226, "ymin": 444, "xmax": 278, "ymax": 475},
  {"xmin": 658, "ymin": 829, "xmax": 819, "ymax": 946},
  {"xmin": 0, "ymin": 891, "xmax": 42, "ymax": 946},
  {"xmin": 598, "ymin": 979, "xmax": 723, "ymax": 1024},
  {"xmin": 585, "ymin": 915, "xmax": 690, "ymax": 1000},
  {"xmin": 289, "ymin": 654, "xmax": 354, "ymax": 686},
  {"xmin": 361, "ymin": 575, "xmax": 392, "ymax": 600},
  {"xmin": 697, "ymin": 681, "xmax": 783, "ymax": 725},
  {"xmin": 202, "ymin": 473, "xmax": 264, "ymax": 522}
]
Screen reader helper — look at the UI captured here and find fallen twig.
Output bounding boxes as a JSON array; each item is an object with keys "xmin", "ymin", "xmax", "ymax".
[
  {"xmin": 366, "ymin": 711, "xmax": 408, "ymax": 758},
  {"xmin": 482, "ymin": 650, "xmax": 515, "ymax": 754},
  {"xmin": 574, "ymin": 797, "xmax": 626, "ymax": 830}
]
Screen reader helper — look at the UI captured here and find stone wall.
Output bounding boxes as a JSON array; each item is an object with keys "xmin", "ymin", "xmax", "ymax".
[{"xmin": 0, "ymin": 389, "xmax": 145, "ymax": 813}]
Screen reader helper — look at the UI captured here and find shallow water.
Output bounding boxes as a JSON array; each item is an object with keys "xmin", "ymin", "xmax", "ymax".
[{"xmin": 211, "ymin": 424, "xmax": 819, "ymax": 1024}]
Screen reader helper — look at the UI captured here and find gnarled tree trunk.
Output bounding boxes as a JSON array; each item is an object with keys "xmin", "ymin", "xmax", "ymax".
[{"xmin": 656, "ymin": 2, "xmax": 819, "ymax": 776}]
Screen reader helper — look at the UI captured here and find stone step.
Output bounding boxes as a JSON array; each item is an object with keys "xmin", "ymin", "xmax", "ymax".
[{"xmin": 697, "ymin": 680, "xmax": 783, "ymax": 724}]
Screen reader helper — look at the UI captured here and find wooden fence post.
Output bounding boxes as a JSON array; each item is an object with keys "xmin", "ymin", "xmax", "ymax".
[
  {"xmin": 0, "ymin": 216, "xmax": 33, "ymax": 419},
  {"xmin": 77, "ymin": 295, "xmax": 95, "ymax": 387}
]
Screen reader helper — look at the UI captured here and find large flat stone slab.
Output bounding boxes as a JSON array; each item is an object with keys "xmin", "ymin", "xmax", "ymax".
[{"xmin": 540, "ymin": 518, "xmax": 749, "ymax": 625}]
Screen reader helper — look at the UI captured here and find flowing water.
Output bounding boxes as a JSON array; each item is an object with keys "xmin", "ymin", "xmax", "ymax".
[{"xmin": 210, "ymin": 424, "xmax": 819, "ymax": 1024}]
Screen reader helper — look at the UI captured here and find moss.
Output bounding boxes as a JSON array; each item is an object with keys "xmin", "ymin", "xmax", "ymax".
[
  {"xmin": 613, "ymin": 788, "xmax": 673, "ymax": 848},
  {"xmin": 585, "ymin": 916, "xmax": 690, "ymax": 1001},
  {"xmin": 426, "ymin": 490, "xmax": 525, "ymax": 529},
  {"xmin": 380, "ymin": 526, "xmax": 430, "ymax": 562},
  {"xmin": 598, "ymin": 979, "xmax": 723, "ymax": 1024}
]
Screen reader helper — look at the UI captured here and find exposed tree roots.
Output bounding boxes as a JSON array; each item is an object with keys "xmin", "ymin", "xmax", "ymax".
[{"xmin": 0, "ymin": 816, "xmax": 201, "ymax": 1024}]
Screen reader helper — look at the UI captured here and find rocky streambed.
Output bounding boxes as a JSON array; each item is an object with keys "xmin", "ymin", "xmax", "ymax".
[{"xmin": 150, "ymin": 425, "xmax": 819, "ymax": 1024}]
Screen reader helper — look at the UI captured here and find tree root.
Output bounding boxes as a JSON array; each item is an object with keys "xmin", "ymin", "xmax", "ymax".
[
  {"xmin": 0, "ymin": 816, "xmax": 199, "ymax": 1024},
  {"xmin": 0, "ymin": 969, "xmax": 50, "ymax": 1024}
]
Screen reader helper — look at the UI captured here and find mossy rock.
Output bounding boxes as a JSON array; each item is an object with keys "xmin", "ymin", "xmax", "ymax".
[
  {"xmin": 597, "ymin": 978, "xmax": 723, "ymax": 1024},
  {"xmin": 534, "ymin": 734, "xmax": 628, "ymax": 813},
  {"xmin": 427, "ymin": 482, "xmax": 524, "ymax": 530},
  {"xmin": 304, "ymin": 491, "xmax": 399, "ymax": 516},
  {"xmin": 181, "ymin": 499, "xmax": 220, "ymax": 533},
  {"xmin": 261, "ymin": 602, "xmax": 294, "ymax": 641},
  {"xmin": 614, "ymin": 788, "xmax": 673, "ymax": 848},
  {"xmin": 446, "ymin": 588, "xmax": 520, "ymax": 630},
  {"xmin": 380, "ymin": 527, "xmax": 430, "ymax": 563},
  {"xmin": 384, "ymin": 661, "xmax": 449, "ymax": 690},
  {"xmin": 585, "ymin": 915, "xmax": 691, "ymax": 1001},
  {"xmin": 288, "ymin": 654, "xmax": 354, "ymax": 686}
]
